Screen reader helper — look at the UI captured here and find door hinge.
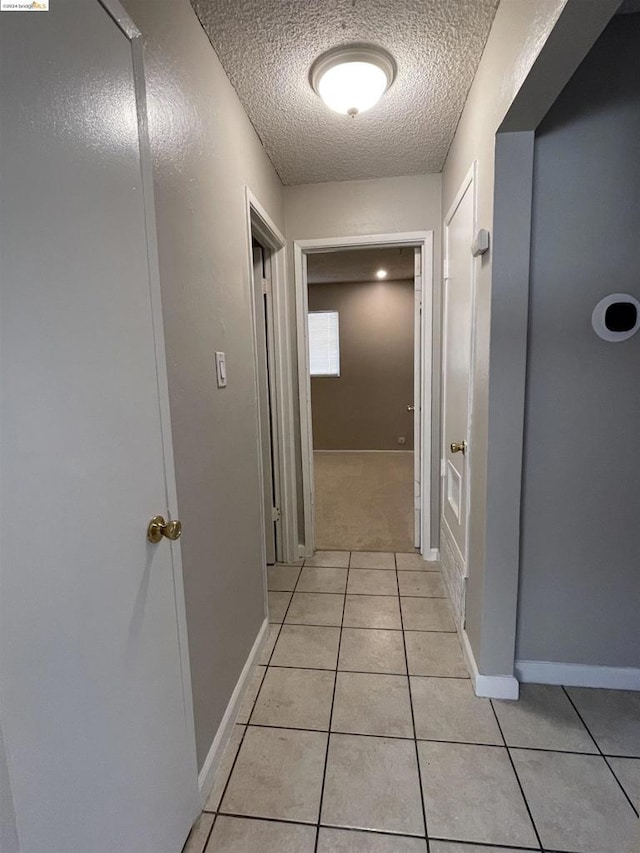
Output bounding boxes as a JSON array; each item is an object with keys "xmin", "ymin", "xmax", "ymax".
[
  {"xmin": 272, "ymin": 506, "xmax": 281, "ymax": 522},
  {"xmin": 261, "ymin": 277, "xmax": 270, "ymax": 295},
  {"xmin": 440, "ymin": 458, "xmax": 446, "ymax": 477},
  {"xmin": 443, "ymin": 260, "xmax": 449, "ymax": 280}
]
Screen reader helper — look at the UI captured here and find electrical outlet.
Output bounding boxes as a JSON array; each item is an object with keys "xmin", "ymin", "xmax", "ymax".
[{"xmin": 397, "ymin": 436, "xmax": 406, "ymax": 445}]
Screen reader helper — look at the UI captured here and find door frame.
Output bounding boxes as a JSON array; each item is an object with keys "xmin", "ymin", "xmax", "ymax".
[
  {"xmin": 101, "ymin": 0, "xmax": 199, "ymax": 793},
  {"xmin": 441, "ymin": 163, "xmax": 478, "ymax": 578},
  {"xmin": 294, "ymin": 231, "xmax": 434, "ymax": 558},
  {"xmin": 245, "ymin": 189, "xmax": 299, "ymax": 565}
]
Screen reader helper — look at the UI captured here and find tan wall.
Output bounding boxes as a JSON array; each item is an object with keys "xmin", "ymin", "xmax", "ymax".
[
  {"xmin": 123, "ymin": 0, "xmax": 284, "ymax": 770},
  {"xmin": 309, "ymin": 281, "xmax": 414, "ymax": 451}
]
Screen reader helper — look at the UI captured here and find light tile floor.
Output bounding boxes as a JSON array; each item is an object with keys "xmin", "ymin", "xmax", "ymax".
[{"xmin": 185, "ymin": 551, "xmax": 640, "ymax": 853}]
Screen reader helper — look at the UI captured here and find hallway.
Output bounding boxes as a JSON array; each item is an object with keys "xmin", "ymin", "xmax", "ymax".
[{"xmin": 185, "ymin": 551, "xmax": 639, "ymax": 853}]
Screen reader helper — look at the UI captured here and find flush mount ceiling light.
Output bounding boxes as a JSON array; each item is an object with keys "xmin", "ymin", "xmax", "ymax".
[
  {"xmin": 310, "ymin": 44, "xmax": 396, "ymax": 117},
  {"xmin": 376, "ymin": 269, "xmax": 388, "ymax": 279}
]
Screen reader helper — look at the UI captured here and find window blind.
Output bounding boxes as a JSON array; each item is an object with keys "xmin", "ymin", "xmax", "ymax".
[{"xmin": 308, "ymin": 310, "xmax": 340, "ymax": 377}]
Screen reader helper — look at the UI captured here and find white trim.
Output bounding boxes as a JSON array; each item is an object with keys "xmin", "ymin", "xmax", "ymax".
[
  {"xmin": 296, "ymin": 232, "xmax": 431, "ymax": 252},
  {"xmin": 441, "ymin": 163, "xmax": 478, "ymax": 579},
  {"xmin": 294, "ymin": 231, "xmax": 434, "ymax": 558},
  {"xmin": 294, "ymin": 246, "xmax": 315, "ymax": 557},
  {"xmin": 441, "ymin": 513, "xmax": 465, "ymax": 571},
  {"xmin": 461, "ymin": 629, "xmax": 520, "ymax": 700},
  {"xmin": 413, "ymin": 247, "xmax": 422, "ymax": 549},
  {"xmin": 245, "ymin": 189, "xmax": 298, "ymax": 565},
  {"xmin": 516, "ymin": 660, "xmax": 640, "ymax": 691},
  {"xmin": 198, "ymin": 619, "xmax": 269, "ymax": 802},
  {"xmin": 99, "ymin": 0, "xmax": 141, "ymax": 38},
  {"xmin": 423, "ymin": 548, "xmax": 440, "ymax": 562}
]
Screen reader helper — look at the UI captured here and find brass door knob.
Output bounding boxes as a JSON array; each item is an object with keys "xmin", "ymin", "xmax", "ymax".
[
  {"xmin": 450, "ymin": 441, "xmax": 467, "ymax": 455},
  {"xmin": 147, "ymin": 515, "xmax": 183, "ymax": 543}
]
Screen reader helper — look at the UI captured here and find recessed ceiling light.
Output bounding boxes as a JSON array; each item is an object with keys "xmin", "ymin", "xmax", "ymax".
[
  {"xmin": 376, "ymin": 269, "xmax": 388, "ymax": 279},
  {"xmin": 310, "ymin": 44, "xmax": 396, "ymax": 117}
]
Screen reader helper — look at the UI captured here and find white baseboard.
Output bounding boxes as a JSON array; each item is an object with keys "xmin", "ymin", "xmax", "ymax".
[
  {"xmin": 422, "ymin": 548, "xmax": 440, "ymax": 562},
  {"xmin": 298, "ymin": 543, "xmax": 311, "ymax": 560},
  {"xmin": 516, "ymin": 660, "xmax": 640, "ymax": 691},
  {"xmin": 197, "ymin": 618, "xmax": 269, "ymax": 804},
  {"xmin": 461, "ymin": 628, "xmax": 520, "ymax": 700}
]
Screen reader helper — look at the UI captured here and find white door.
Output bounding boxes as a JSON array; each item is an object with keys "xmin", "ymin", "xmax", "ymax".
[
  {"xmin": 252, "ymin": 246, "xmax": 278, "ymax": 564},
  {"xmin": 0, "ymin": 4, "xmax": 199, "ymax": 853},
  {"xmin": 412, "ymin": 247, "xmax": 423, "ymax": 549},
  {"xmin": 442, "ymin": 172, "xmax": 476, "ymax": 570}
]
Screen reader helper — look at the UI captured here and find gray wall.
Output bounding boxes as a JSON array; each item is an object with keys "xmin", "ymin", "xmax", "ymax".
[
  {"xmin": 308, "ymin": 280, "xmax": 414, "ymax": 451},
  {"xmin": 284, "ymin": 174, "xmax": 441, "ymax": 546},
  {"xmin": 123, "ymin": 0, "xmax": 284, "ymax": 769},
  {"xmin": 517, "ymin": 15, "xmax": 640, "ymax": 667}
]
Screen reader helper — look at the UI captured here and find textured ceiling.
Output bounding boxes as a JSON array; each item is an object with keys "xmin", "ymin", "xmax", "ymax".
[
  {"xmin": 307, "ymin": 247, "xmax": 414, "ymax": 284},
  {"xmin": 191, "ymin": 0, "xmax": 499, "ymax": 185}
]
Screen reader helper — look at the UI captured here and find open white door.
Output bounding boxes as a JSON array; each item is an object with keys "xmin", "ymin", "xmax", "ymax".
[
  {"xmin": 0, "ymin": 4, "xmax": 198, "ymax": 852},
  {"xmin": 442, "ymin": 169, "xmax": 476, "ymax": 573}
]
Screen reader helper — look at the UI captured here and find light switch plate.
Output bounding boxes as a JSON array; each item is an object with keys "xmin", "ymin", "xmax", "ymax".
[{"xmin": 215, "ymin": 351, "xmax": 227, "ymax": 388}]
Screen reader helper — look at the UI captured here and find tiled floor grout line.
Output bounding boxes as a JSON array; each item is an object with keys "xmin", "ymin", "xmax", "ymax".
[
  {"xmin": 251, "ymin": 661, "xmax": 470, "ymax": 678},
  {"xmin": 203, "ymin": 564, "xmax": 304, "ymax": 823},
  {"xmin": 211, "ymin": 807, "xmax": 605, "ymax": 853},
  {"xmin": 272, "ymin": 590, "xmax": 447, "ymax": 600},
  {"xmin": 561, "ymin": 686, "xmax": 639, "ymax": 818},
  {"xmin": 395, "ymin": 552, "xmax": 431, "ymax": 850},
  {"xmin": 198, "ymin": 812, "xmax": 216, "ymax": 853},
  {"xmin": 427, "ymin": 838, "xmax": 544, "ymax": 852},
  {"xmin": 429, "ymin": 840, "xmax": 541, "ymax": 852},
  {"xmin": 275, "ymin": 619, "xmax": 455, "ymax": 633},
  {"xmin": 312, "ymin": 551, "xmax": 350, "ymax": 853},
  {"xmin": 241, "ymin": 718, "xmax": 635, "ymax": 757},
  {"xmin": 489, "ymin": 699, "xmax": 545, "ymax": 852}
]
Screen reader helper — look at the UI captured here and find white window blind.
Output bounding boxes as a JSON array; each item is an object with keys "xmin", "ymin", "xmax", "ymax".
[{"xmin": 308, "ymin": 311, "xmax": 340, "ymax": 377}]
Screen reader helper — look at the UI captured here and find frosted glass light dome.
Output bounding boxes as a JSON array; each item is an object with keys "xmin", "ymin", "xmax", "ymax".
[{"xmin": 311, "ymin": 45, "xmax": 396, "ymax": 117}]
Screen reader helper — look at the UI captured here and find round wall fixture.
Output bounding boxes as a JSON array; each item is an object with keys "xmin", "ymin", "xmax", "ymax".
[
  {"xmin": 591, "ymin": 293, "xmax": 640, "ymax": 342},
  {"xmin": 310, "ymin": 44, "xmax": 396, "ymax": 117}
]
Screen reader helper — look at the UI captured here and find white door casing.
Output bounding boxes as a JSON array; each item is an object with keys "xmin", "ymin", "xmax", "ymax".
[
  {"xmin": 294, "ymin": 232, "xmax": 433, "ymax": 557},
  {"xmin": 252, "ymin": 245, "xmax": 278, "ymax": 564},
  {"xmin": 0, "ymin": 3, "xmax": 199, "ymax": 851},
  {"xmin": 413, "ymin": 247, "xmax": 423, "ymax": 548},
  {"xmin": 441, "ymin": 165, "xmax": 477, "ymax": 574},
  {"xmin": 245, "ymin": 190, "xmax": 298, "ymax": 565}
]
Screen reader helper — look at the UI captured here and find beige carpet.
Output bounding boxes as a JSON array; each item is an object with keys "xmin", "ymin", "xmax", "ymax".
[{"xmin": 314, "ymin": 451, "xmax": 414, "ymax": 552}]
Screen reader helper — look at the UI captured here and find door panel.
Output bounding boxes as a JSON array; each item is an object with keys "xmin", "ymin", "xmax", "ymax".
[
  {"xmin": 442, "ymin": 177, "xmax": 475, "ymax": 566},
  {"xmin": 0, "ymin": 4, "xmax": 198, "ymax": 851}
]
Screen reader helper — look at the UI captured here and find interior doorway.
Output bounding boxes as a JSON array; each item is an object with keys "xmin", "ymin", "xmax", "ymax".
[
  {"xmin": 251, "ymin": 238, "xmax": 280, "ymax": 564},
  {"xmin": 295, "ymin": 232, "xmax": 433, "ymax": 557},
  {"xmin": 246, "ymin": 191, "xmax": 299, "ymax": 566}
]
